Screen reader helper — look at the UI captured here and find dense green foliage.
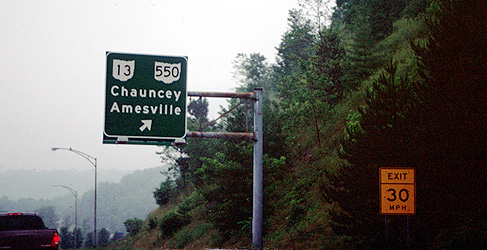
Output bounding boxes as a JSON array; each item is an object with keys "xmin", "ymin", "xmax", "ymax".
[
  {"xmin": 153, "ymin": 178, "xmax": 173, "ymax": 206},
  {"xmin": 118, "ymin": 0, "xmax": 487, "ymax": 249},
  {"xmin": 124, "ymin": 218, "xmax": 144, "ymax": 236},
  {"xmin": 331, "ymin": 1, "xmax": 487, "ymax": 249}
]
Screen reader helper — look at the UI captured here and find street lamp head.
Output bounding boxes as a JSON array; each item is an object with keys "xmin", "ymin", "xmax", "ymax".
[{"xmin": 51, "ymin": 147, "xmax": 73, "ymax": 152}]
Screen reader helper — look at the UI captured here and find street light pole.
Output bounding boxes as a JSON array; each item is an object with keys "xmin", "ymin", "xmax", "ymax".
[
  {"xmin": 55, "ymin": 185, "xmax": 78, "ymax": 248},
  {"xmin": 52, "ymin": 147, "xmax": 97, "ymax": 247}
]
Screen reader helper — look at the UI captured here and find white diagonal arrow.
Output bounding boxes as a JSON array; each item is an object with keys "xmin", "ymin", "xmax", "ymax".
[{"xmin": 139, "ymin": 120, "xmax": 152, "ymax": 132}]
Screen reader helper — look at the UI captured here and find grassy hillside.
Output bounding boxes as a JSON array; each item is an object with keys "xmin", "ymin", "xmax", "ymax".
[{"xmin": 107, "ymin": 1, "xmax": 487, "ymax": 249}]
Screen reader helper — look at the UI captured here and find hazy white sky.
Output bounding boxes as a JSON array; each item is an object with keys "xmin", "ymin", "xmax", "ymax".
[{"xmin": 0, "ymin": 0, "xmax": 331, "ymax": 172}]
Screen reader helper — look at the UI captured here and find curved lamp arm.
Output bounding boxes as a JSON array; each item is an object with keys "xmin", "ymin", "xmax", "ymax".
[
  {"xmin": 51, "ymin": 147, "xmax": 97, "ymax": 167},
  {"xmin": 51, "ymin": 146, "xmax": 97, "ymax": 247},
  {"xmin": 54, "ymin": 185, "xmax": 78, "ymax": 198}
]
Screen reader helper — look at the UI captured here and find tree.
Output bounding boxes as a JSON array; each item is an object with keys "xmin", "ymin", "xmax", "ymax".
[
  {"xmin": 157, "ymin": 97, "xmax": 215, "ymax": 190},
  {"xmin": 409, "ymin": 0, "xmax": 487, "ymax": 246},
  {"xmin": 189, "ymin": 51, "xmax": 288, "ymax": 243},
  {"xmin": 332, "ymin": 0, "xmax": 487, "ymax": 248},
  {"xmin": 178, "ymin": 95, "xmax": 223, "ymax": 190},
  {"xmin": 336, "ymin": 0, "xmax": 408, "ymax": 41},
  {"xmin": 188, "ymin": 97, "xmax": 209, "ymax": 130},
  {"xmin": 402, "ymin": 0, "xmax": 430, "ymax": 18},
  {"xmin": 340, "ymin": 7, "xmax": 382, "ymax": 88},
  {"xmin": 197, "ymin": 152, "xmax": 253, "ymax": 239},
  {"xmin": 233, "ymin": 53, "xmax": 272, "ymax": 90},
  {"xmin": 157, "ymin": 146, "xmax": 189, "ymax": 189},
  {"xmin": 279, "ymin": 26, "xmax": 344, "ymax": 149},
  {"xmin": 332, "ymin": 62, "xmax": 420, "ymax": 249},
  {"xmin": 369, "ymin": 0, "xmax": 407, "ymax": 40},
  {"xmin": 84, "ymin": 232, "xmax": 94, "ymax": 248},
  {"xmin": 36, "ymin": 206, "xmax": 57, "ymax": 229},
  {"xmin": 158, "ymin": 210, "xmax": 190, "ymax": 238},
  {"xmin": 299, "ymin": 0, "xmax": 333, "ymax": 34},
  {"xmin": 73, "ymin": 227, "xmax": 84, "ymax": 249},
  {"xmin": 276, "ymin": 9, "xmax": 316, "ymax": 77},
  {"xmin": 336, "ymin": 0, "xmax": 413, "ymax": 88},
  {"xmin": 124, "ymin": 218, "xmax": 143, "ymax": 236},
  {"xmin": 60, "ymin": 226, "xmax": 74, "ymax": 249},
  {"xmin": 98, "ymin": 227, "xmax": 110, "ymax": 247},
  {"xmin": 314, "ymin": 28, "xmax": 345, "ymax": 94},
  {"xmin": 153, "ymin": 177, "xmax": 173, "ymax": 206}
]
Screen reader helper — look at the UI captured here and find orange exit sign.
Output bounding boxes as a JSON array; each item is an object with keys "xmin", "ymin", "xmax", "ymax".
[{"xmin": 380, "ymin": 168, "xmax": 416, "ymax": 215}]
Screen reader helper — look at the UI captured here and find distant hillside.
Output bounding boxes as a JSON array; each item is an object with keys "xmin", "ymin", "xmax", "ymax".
[
  {"xmin": 0, "ymin": 168, "xmax": 128, "ymax": 200},
  {"xmin": 0, "ymin": 166, "xmax": 168, "ymax": 233},
  {"xmin": 80, "ymin": 166, "xmax": 165, "ymax": 231}
]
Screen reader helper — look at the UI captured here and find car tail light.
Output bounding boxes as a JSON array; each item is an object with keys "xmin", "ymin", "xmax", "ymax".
[
  {"xmin": 52, "ymin": 232, "xmax": 60, "ymax": 247},
  {"xmin": 7, "ymin": 213, "xmax": 22, "ymax": 216}
]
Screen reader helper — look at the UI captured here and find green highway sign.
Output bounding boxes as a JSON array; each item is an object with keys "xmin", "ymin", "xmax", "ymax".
[{"xmin": 104, "ymin": 52, "xmax": 187, "ymax": 144}]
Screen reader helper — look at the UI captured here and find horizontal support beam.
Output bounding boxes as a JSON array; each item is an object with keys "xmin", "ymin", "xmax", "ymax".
[
  {"xmin": 188, "ymin": 91, "xmax": 255, "ymax": 99},
  {"xmin": 187, "ymin": 131, "xmax": 255, "ymax": 140}
]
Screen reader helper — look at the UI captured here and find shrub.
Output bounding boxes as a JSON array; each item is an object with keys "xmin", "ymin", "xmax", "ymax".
[
  {"xmin": 124, "ymin": 218, "xmax": 143, "ymax": 236},
  {"xmin": 148, "ymin": 215, "xmax": 158, "ymax": 230},
  {"xmin": 153, "ymin": 178, "xmax": 173, "ymax": 206},
  {"xmin": 177, "ymin": 191, "xmax": 204, "ymax": 214},
  {"xmin": 159, "ymin": 211, "xmax": 191, "ymax": 237}
]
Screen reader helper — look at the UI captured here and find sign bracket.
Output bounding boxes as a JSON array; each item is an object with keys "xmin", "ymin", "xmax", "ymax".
[{"xmin": 186, "ymin": 89, "xmax": 264, "ymax": 250}]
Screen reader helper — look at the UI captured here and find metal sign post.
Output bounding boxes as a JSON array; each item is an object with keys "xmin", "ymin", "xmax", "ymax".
[
  {"xmin": 187, "ymin": 88, "xmax": 264, "ymax": 249},
  {"xmin": 252, "ymin": 88, "xmax": 263, "ymax": 249}
]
